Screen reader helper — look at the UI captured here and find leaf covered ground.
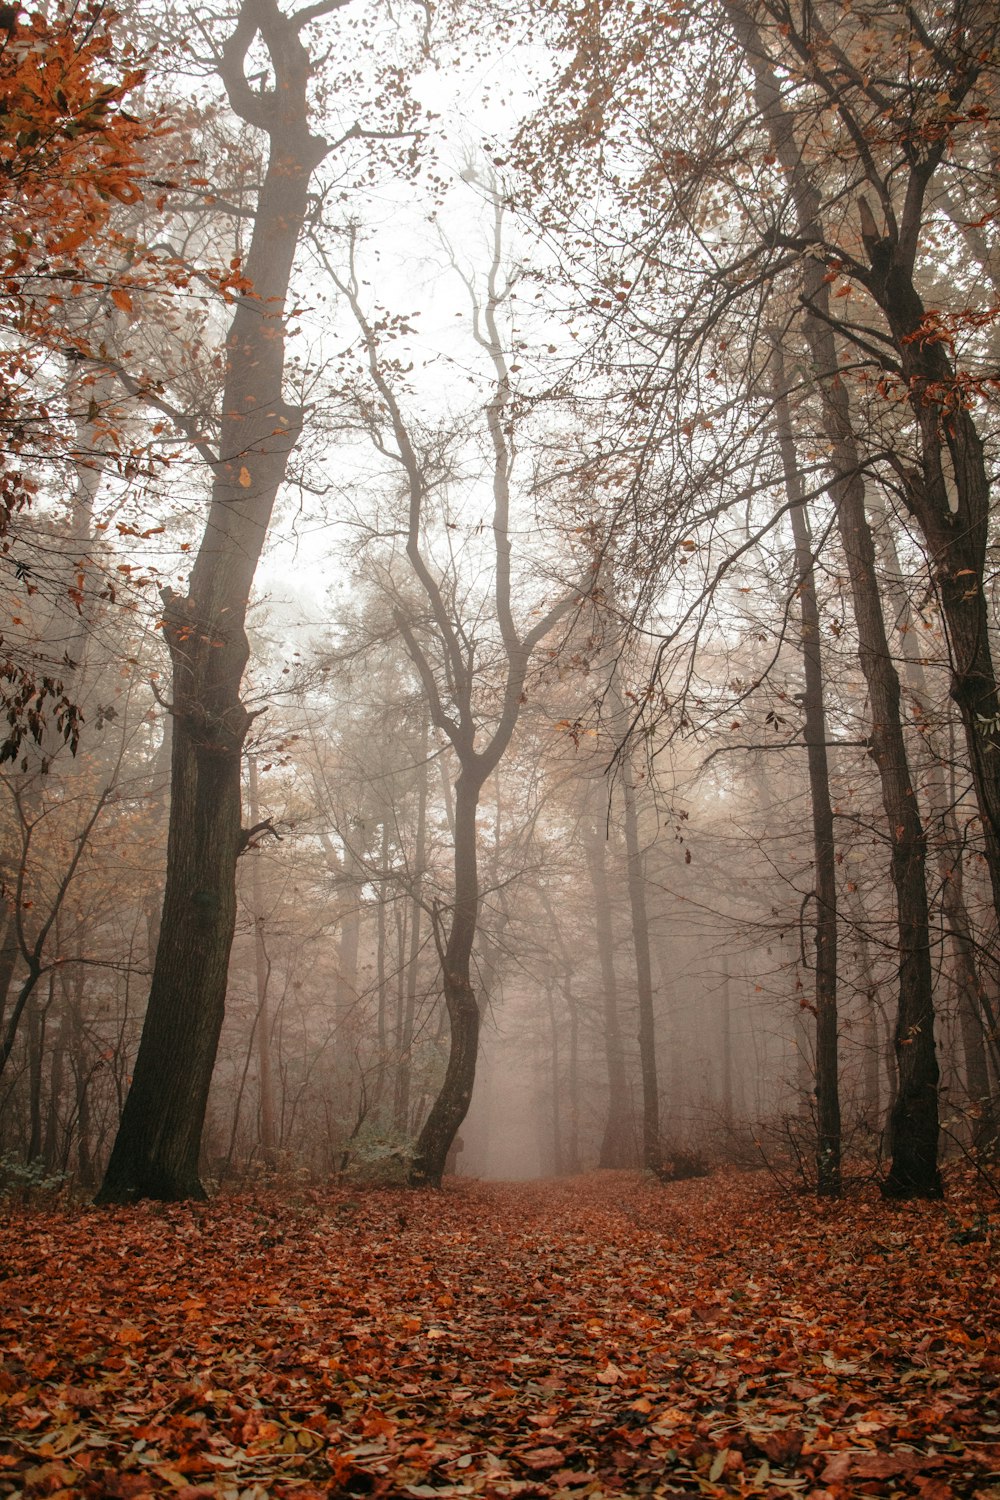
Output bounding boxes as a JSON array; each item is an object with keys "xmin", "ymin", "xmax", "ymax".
[{"xmin": 0, "ymin": 1170, "xmax": 996, "ymax": 1500}]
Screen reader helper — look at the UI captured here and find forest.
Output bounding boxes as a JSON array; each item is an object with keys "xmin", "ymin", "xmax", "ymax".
[{"xmin": 0, "ymin": 0, "xmax": 997, "ymax": 1494}]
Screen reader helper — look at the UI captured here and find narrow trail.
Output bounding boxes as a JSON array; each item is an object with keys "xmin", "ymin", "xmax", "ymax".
[{"xmin": 0, "ymin": 1170, "xmax": 995, "ymax": 1498}]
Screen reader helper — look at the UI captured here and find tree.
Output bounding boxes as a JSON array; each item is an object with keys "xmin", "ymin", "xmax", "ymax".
[
  {"xmin": 511, "ymin": 0, "xmax": 968, "ymax": 1196},
  {"xmin": 97, "ymin": 0, "xmax": 424, "ymax": 1203},
  {"xmin": 771, "ymin": 342, "xmax": 840, "ymax": 1194},
  {"xmin": 334, "ymin": 190, "xmax": 586, "ymax": 1187}
]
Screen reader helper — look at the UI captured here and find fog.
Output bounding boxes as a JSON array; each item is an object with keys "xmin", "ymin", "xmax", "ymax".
[{"xmin": 0, "ymin": 0, "xmax": 996, "ymax": 1205}]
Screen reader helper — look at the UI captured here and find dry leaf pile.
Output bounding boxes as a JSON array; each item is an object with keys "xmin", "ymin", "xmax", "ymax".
[{"xmin": 0, "ymin": 1170, "xmax": 996, "ymax": 1499}]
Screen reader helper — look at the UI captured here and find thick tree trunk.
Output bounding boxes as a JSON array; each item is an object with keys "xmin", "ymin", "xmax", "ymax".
[
  {"xmin": 97, "ymin": 668, "xmax": 247, "ymax": 1200},
  {"xmin": 773, "ymin": 357, "xmax": 841, "ymax": 1194},
  {"xmin": 96, "ymin": 0, "xmax": 327, "ymax": 1203},
  {"xmin": 942, "ymin": 859, "xmax": 997, "ymax": 1152}
]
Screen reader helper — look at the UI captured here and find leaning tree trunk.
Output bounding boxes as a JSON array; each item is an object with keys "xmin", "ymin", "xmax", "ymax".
[
  {"xmin": 96, "ymin": 0, "xmax": 328, "ymax": 1202},
  {"xmin": 409, "ymin": 771, "xmax": 483, "ymax": 1187}
]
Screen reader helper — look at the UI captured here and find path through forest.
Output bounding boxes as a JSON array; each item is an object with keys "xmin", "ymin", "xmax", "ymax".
[{"xmin": 0, "ymin": 1170, "xmax": 995, "ymax": 1498}]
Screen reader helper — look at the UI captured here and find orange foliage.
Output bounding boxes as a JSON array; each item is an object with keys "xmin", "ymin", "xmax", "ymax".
[{"xmin": 0, "ymin": 4, "xmax": 160, "ymax": 759}]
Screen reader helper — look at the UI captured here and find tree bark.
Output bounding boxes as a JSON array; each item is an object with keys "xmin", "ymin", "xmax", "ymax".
[
  {"xmin": 746, "ymin": 0, "xmax": 1000, "ymax": 924},
  {"xmin": 583, "ymin": 803, "xmax": 635, "ymax": 1167},
  {"xmin": 772, "ymin": 350, "xmax": 841, "ymax": 1194},
  {"xmin": 395, "ymin": 722, "xmax": 428, "ymax": 1135},
  {"xmin": 621, "ymin": 756, "xmax": 662, "ymax": 1175},
  {"xmin": 96, "ymin": 0, "xmax": 329, "ymax": 1203},
  {"xmin": 545, "ymin": 977, "xmax": 563, "ymax": 1174},
  {"xmin": 727, "ymin": 0, "xmax": 941, "ymax": 1197},
  {"xmin": 871, "ymin": 493, "xmax": 997, "ymax": 1153},
  {"xmin": 248, "ymin": 757, "xmax": 277, "ymax": 1170},
  {"xmin": 410, "ymin": 772, "xmax": 482, "ymax": 1186}
]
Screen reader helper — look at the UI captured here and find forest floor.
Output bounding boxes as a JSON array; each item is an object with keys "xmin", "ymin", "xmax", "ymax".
[{"xmin": 0, "ymin": 1168, "xmax": 996, "ymax": 1500}]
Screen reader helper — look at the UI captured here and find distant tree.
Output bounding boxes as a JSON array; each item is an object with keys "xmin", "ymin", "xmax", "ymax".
[{"xmin": 334, "ymin": 191, "xmax": 587, "ymax": 1187}]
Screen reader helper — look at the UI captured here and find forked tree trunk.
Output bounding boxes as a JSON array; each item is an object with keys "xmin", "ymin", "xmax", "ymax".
[{"xmin": 96, "ymin": 0, "xmax": 329, "ymax": 1203}]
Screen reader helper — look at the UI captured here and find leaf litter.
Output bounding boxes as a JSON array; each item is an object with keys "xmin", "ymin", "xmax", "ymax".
[{"xmin": 0, "ymin": 1169, "xmax": 996, "ymax": 1499}]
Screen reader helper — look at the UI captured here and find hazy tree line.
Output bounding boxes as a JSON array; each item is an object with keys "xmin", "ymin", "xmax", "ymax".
[{"xmin": 0, "ymin": 0, "xmax": 996, "ymax": 1203}]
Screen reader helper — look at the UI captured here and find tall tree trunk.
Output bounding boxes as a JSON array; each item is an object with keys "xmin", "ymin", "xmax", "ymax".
[
  {"xmin": 96, "ymin": 0, "xmax": 329, "ymax": 1203},
  {"xmin": 720, "ymin": 958, "xmax": 734, "ymax": 1128},
  {"xmin": 248, "ymin": 757, "xmax": 277, "ymax": 1170},
  {"xmin": 773, "ymin": 352, "xmax": 841, "ymax": 1193},
  {"xmin": 0, "ymin": 903, "xmax": 18, "ymax": 1038},
  {"xmin": 42, "ymin": 982, "xmax": 66, "ymax": 1173},
  {"xmin": 872, "ymin": 497, "xmax": 997, "ymax": 1153},
  {"xmin": 564, "ymin": 976, "xmax": 582, "ymax": 1175},
  {"xmin": 26, "ymin": 986, "xmax": 47, "ymax": 1161},
  {"xmin": 545, "ymin": 977, "xmax": 563, "ymax": 1175},
  {"xmin": 395, "ymin": 722, "xmax": 428, "ymax": 1135},
  {"xmin": 341, "ymin": 189, "xmax": 580, "ymax": 1189},
  {"xmin": 375, "ymin": 816, "xmax": 391, "ymax": 1105},
  {"xmin": 583, "ymin": 801, "xmax": 634, "ymax": 1167},
  {"xmin": 817, "ymin": 377, "xmax": 939, "ymax": 1198},
  {"xmin": 621, "ymin": 757, "xmax": 662, "ymax": 1175}
]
